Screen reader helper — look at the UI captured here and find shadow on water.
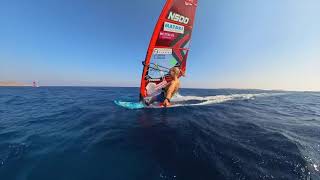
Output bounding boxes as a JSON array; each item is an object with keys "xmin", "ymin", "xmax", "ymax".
[
  {"xmin": 131, "ymin": 107, "xmax": 310, "ymax": 180},
  {"xmin": 6, "ymin": 107, "xmax": 309, "ymax": 180},
  {"xmin": 133, "ymin": 109, "xmax": 222, "ymax": 180}
]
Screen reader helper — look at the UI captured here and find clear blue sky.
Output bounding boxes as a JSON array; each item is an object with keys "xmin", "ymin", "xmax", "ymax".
[{"xmin": 0, "ymin": 0, "xmax": 319, "ymax": 91}]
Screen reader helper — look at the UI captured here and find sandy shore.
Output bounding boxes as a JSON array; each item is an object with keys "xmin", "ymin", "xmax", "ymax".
[{"xmin": 0, "ymin": 82, "xmax": 30, "ymax": 87}]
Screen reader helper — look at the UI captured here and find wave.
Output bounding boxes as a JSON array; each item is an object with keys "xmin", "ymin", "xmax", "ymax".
[{"xmin": 170, "ymin": 93, "xmax": 270, "ymax": 107}]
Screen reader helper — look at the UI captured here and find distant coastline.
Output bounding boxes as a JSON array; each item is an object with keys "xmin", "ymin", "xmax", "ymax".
[{"xmin": 0, "ymin": 81, "xmax": 30, "ymax": 87}]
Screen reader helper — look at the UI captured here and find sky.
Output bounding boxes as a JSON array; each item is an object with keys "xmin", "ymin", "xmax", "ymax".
[{"xmin": 0, "ymin": 0, "xmax": 319, "ymax": 91}]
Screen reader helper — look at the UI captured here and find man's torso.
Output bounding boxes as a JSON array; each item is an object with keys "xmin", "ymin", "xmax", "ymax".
[{"xmin": 164, "ymin": 79, "xmax": 180, "ymax": 95}]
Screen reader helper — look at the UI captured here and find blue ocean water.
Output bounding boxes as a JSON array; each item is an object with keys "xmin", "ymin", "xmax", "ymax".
[{"xmin": 0, "ymin": 87, "xmax": 319, "ymax": 180}]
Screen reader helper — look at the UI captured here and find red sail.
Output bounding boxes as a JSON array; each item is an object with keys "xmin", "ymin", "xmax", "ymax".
[{"xmin": 140, "ymin": 0, "xmax": 198, "ymax": 99}]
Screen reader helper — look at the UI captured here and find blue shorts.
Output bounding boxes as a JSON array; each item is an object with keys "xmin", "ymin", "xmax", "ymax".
[{"xmin": 155, "ymin": 92, "xmax": 166, "ymax": 102}]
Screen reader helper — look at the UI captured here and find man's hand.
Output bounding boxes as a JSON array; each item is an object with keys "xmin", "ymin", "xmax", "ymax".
[{"xmin": 163, "ymin": 99, "xmax": 171, "ymax": 107}]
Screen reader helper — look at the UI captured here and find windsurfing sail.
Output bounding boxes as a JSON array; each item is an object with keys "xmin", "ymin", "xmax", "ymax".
[
  {"xmin": 140, "ymin": 0, "xmax": 198, "ymax": 100},
  {"xmin": 33, "ymin": 81, "xmax": 39, "ymax": 88}
]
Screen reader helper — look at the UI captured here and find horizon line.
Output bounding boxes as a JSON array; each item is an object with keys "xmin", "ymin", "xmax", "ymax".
[{"xmin": 0, "ymin": 85, "xmax": 319, "ymax": 93}]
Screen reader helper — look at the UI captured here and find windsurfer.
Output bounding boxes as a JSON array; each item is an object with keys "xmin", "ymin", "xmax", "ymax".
[{"xmin": 145, "ymin": 67, "xmax": 181, "ymax": 107}]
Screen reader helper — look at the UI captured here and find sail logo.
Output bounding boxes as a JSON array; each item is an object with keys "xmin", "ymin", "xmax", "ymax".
[
  {"xmin": 159, "ymin": 31, "xmax": 176, "ymax": 40},
  {"xmin": 164, "ymin": 22, "xmax": 184, "ymax": 34},
  {"xmin": 148, "ymin": 78, "xmax": 161, "ymax": 82},
  {"xmin": 153, "ymin": 48, "xmax": 172, "ymax": 55},
  {"xmin": 168, "ymin": 12, "xmax": 190, "ymax": 24},
  {"xmin": 153, "ymin": 54, "xmax": 166, "ymax": 59}
]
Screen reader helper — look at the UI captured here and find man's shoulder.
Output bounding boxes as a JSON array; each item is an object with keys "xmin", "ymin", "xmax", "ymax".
[
  {"xmin": 171, "ymin": 79, "xmax": 179, "ymax": 84},
  {"xmin": 171, "ymin": 80, "xmax": 180, "ymax": 88}
]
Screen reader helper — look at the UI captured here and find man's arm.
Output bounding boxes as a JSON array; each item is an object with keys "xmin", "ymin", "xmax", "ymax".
[{"xmin": 165, "ymin": 81, "xmax": 177, "ymax": 100}]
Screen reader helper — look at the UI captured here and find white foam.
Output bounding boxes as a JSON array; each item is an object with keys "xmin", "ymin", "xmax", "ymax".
[
  {"xmin": 168, "ymin": 93, "xmax": 268, "ymax": 107},
  {"xmin": 145, "ymin": 92, "xmax": 287, "ymax": 108}
]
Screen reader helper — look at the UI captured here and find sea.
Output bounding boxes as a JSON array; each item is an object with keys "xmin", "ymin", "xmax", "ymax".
[{"xmin": 0, "ymin": 87, "xmax": 319, "ymax": 180}]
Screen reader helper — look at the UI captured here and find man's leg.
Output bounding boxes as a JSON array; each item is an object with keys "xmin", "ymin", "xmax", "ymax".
[{"xmin": 145, "ymin": 92, "xmax": 165, "ymax": 106}]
